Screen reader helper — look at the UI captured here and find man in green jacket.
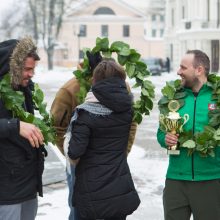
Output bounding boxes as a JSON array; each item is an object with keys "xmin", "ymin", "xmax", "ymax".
[{"xmin": 157, "ymin": 50, "xmax": 220, "ymax": 220}]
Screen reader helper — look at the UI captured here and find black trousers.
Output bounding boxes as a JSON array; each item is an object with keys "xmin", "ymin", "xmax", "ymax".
[{"xmin": 163, "ymin": 179, "xmax": 220, "ymax": 220}]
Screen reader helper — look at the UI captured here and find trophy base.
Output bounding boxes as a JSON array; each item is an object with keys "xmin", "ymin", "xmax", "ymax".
[{"xmin": 167, "ymin": 149, "xmax": 180, "ymax": 155}]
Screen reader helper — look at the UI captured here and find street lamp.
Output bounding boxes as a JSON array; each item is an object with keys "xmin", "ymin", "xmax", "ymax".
[
  {"xmin": 73, "ymin": 25, "xmax": 81, "ymax": 64},
  {"xmin": 77, "ymin": 33, "xmax": 81, "ymax": 63}
]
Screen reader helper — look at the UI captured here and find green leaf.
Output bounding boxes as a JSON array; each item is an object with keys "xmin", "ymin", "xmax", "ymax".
[
  {"xmin": 209, "ymin": 115, "xmax": 220, "ymax": 127},
  {"xmin": 144, "ymin": 97, "xmax": 153, "ymax": 110},
  {"xmin": 143, "ymin": 80, "xmax": 155, "ymax": 89},
  {"xmin": 141, "ymin": 88, "xmax": 149, "ymax": 97},
  {"xmin": 136, "ymin": 61, "xmax": 147, "ymax": 71},
  {"xmin": 158, "ymin": 96, "xmax": 169, "ymax": 105},
  {"xmin": 174, "ymin": 91, "xmax": 186, "ymax": 99},
  {"xmin": 162, "ymin": 84, "xmax": 175, "ymax": 100},
  {"xmin": 133, "ymin": 111, "xmax": 142, "ymax": 124},
  {"xmin": 178, "ymin": 131, "xmax": 193, "ymax": 144},
  {"xmin": 118, "ymin": 55, "xmax": 127, "ymax": 66},
  {"xmin": 33, "ymin": 84, "xmax": 44, "ymax": 104},
  {"xmin": 102, "ymin": 51, "xmax": 112, "ymax": 58},
  {"xmin": 195, "ymin": 131, "xmax": 212, "ymax": 145},
  {"xmin": 126, "ymin": 63, "xmax": 136, "ymax": 78},
  {"xmin": 118, "ymin": 47, "xmax": 130, "ymax": 56},
  {"xmin": 182, "ymin": 140, "xmax": 196, "ymax": 149},
  {"xmin": 132, "ymin": 82, "xmax": 141, "ymax": 88},
  {"xmin": 92, "ymin": 45, "xmax": 101, "ymax": 53},
  {"xmin": 95, "ymin": 37, "xmax": 109, "ymax": 51},
  {"xmin": 128, "ymin": 50, "xmax": 141, "ymax": 62},
  {"xmin": 133, "ymin": 100, "xmax": 141, "ymax": 109},
  {"xmin": 73, "ymin": 70, "xmax": 82, "ymax": 78},
  {"xmin": 82, "ymin": 48, "xmax": 90, "ymax": 57},
  {"xmin": 214, "ymin": 128, "xmax": 220, "ymax": 140},
  {"xmin": 178, "ymin": 99, "xmax": 185, "ymax": 108},
  {"xmin": 136, "ymin": 71, "xmax": 144, "ymax": 81},
  {"xmin": 204, "ymin": 126, "xmax": 216, "ymax": 135},
  {"xmin": 110, "ymin": 41, "xmax": 129, "ymax": 52},
  {"xmin": 174, "ymin": 79, "xmax": 181, "ymax": 88}
]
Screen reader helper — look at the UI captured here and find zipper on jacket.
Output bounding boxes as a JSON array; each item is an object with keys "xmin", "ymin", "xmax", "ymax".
[{"xmin": 192, "ymin": 94, "xmax": 197, "ymax": 180}]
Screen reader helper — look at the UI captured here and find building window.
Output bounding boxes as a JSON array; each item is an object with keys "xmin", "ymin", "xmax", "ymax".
[
  {"xmin": 101, "ymin": 25, "xmax": 108, "ymax": 37},
  {"xmin": 152, "ymin": 29, "xmax": 156, "ymax": 37},
  {"xmin": 79, "ymin": 25, "xmax": 87, "ymax": 37},
  {"xmin": 160, "ymin": 15, "xmax": 164, "ymax": 22},
  {"xmin": 123, "ymin": 25, "xmax": 130, "ymax": 37},
  {"xmin": 152, "ymin": 14, "xmax": 156, "ymax": 21},
  {"xmin": 160, "ymin": 29, "xmax": 164, "ymax": 37},
  {"xmin": 94, "ymin": 7, "xmax": 115, "ymax": 15}
]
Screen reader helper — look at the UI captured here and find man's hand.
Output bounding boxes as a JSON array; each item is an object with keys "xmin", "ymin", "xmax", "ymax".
[
  {"xmin": 19, "ymin": 121, "xmax": 44, "ymax": 148},
  {"xmin": 165, "ymin": 133, "xmax": 179, "ymax": 147}
]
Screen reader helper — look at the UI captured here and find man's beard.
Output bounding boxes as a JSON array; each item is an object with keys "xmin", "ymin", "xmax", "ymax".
[{"xmin": 182, "ymin": 77, "xmax": 199, "ymax": 89}]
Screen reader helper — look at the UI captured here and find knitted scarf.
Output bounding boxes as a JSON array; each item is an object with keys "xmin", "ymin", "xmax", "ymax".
[{"xmin": 64, "ymin": 92, "xmax": 112, "ymax": 170}]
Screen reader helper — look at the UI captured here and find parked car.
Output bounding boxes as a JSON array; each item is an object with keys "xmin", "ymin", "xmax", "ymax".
[{"xmin": 142, "ymin": 58, "xmax": 163, "ymax": 76}]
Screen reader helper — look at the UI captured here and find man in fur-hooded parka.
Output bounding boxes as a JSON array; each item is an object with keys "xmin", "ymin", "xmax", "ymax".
[{"xmin": 0, "ymin": 37, "xmax": 45, "ymax": 210}]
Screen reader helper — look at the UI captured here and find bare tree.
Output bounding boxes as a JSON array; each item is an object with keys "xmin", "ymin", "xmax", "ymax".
[
  {"xmin": 28, "ymin": 0, "xmax": 65, "ymax": 70},
  {"xmin": 0, "ymin": 1, "xmax": 32, "ymax": 40}
]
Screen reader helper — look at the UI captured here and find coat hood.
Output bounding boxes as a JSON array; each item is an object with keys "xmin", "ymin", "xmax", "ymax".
[
  {"xmin": 0, "ymin": 39, "xmax": 18, "ymax": 78},
  {"xmin": 92, "ymin": 77, "xmax": 132, "ymax": 113},
  {"xmin": 0, "ymin": 37, "xmax": 38, "ymax": 89}
]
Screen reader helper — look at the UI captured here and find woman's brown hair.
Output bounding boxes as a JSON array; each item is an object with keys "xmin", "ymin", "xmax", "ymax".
[{"xmin": 92, "ymin": 59, "xmax": 126, "ymax": 84}]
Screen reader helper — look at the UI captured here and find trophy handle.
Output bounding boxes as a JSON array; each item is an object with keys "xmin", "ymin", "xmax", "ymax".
[
  {"xmin": 179, "ymin": 114, "xmax": 189, "ymax": 132},
  {"xmin": 159, "ymin": 114, "xmax": 168, "ymax": 132}
]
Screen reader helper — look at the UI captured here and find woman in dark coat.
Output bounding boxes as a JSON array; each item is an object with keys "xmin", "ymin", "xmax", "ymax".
[{"xmin": 68, "ymin": 59, "xmax": 140, "ymax": 220}]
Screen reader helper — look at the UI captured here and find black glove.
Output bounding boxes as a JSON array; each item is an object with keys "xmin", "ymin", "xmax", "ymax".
[{"xmin": 86, "ymin": 51, "xmax": 102, "ymax": 72}]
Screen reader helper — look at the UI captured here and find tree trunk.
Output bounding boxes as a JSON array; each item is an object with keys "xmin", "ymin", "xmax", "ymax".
[
  {"xmin": 47, "ymin": 48, "xmax": 54, "ymax": 70},
  {"xmin": 28, "ymin": 0, "xmax": 65, "ymax": 70}
]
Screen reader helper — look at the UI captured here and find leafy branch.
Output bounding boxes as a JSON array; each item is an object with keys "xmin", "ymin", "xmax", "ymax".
[
  {"xmin": 73, "ymin": 37, "xmax": 155, "ymax": 124},
  {"xmin": 158, "ymin": 73, "xmax": 220, "ymax": 157},
  {"xmin": 0, "ymin": 74, "xmax": 55, "ymax": 144}
]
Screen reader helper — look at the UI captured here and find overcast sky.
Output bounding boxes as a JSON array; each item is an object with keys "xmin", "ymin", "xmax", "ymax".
[
  {"xmin": 0, "ymin": 0, "xmax": 150, "ymax": 13},
  {"xmin": 0, "ymin": 1, "xmax": 14, "ymax": 10},
  {"xmin": 0, "ymin": 0, "xmax": 14, "ymax": 19}
]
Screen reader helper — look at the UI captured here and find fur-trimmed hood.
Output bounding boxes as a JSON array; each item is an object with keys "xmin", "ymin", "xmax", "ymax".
[{"xmin": 0, "ymin": 37, "xmax": 38, "ymax": 89}]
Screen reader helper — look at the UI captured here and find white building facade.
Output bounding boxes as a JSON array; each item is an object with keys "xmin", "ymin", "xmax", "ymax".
[{"xmin": 165, "ymin": 0, "xmax": 220, "ymax": 72}]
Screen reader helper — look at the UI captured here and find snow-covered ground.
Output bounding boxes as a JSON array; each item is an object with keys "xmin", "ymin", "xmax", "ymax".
[{"xmin": 33, "ymin": 66, "xmax": 178, "ymax": 220}]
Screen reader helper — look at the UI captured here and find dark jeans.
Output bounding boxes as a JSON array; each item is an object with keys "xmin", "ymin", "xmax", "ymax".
[
  {"xmin": 163, "ymin": 179, "xmax": 220, "ymax": 220},
  {"xmin": 66, "ymin": 163, "xmax": 79, "ymax": 220}
]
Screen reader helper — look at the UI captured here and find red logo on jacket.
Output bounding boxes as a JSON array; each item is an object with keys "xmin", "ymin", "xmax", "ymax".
[{"xmin": 208, "ymin": 103, "xmax": 216, "ymax": 110}]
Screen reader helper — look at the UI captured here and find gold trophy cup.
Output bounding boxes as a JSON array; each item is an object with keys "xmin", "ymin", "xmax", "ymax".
[{"xmin": 160, "ymin": 100, "xmax": 189, "ymax": 155}]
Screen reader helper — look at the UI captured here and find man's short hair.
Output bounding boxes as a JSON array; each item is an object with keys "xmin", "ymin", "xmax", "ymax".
[
  {"xmin": 186, "ymin": 50, "xmax": 210, "ymax": 76},
  {"xmin": 27, "ymin": 50, "xmax": 40, "ymax": 61}
]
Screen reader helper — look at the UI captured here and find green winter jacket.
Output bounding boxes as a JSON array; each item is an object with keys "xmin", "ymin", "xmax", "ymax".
[{"xmin": 157, "ymin": 83, "xmax": 220, "ymax": 181}]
